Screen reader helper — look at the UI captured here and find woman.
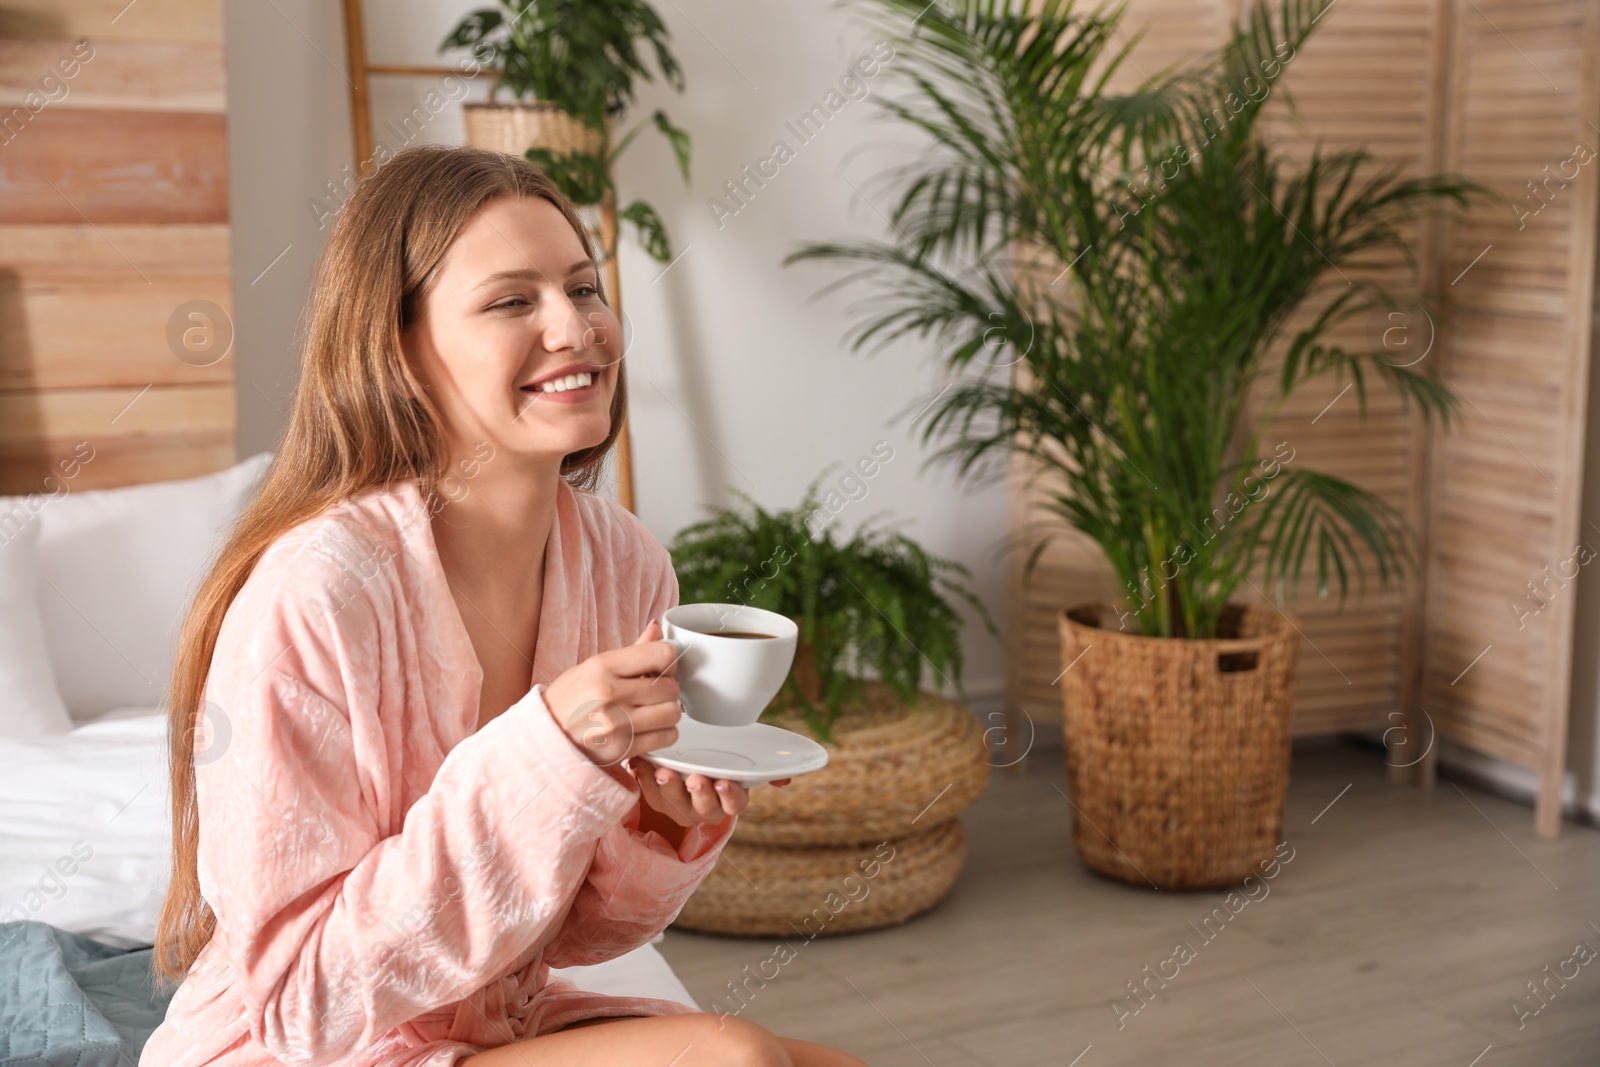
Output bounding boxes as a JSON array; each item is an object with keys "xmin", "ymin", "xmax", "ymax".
[{"xmin": 144, "ymin": 145, "xmax": 867, "ymax": 1067}]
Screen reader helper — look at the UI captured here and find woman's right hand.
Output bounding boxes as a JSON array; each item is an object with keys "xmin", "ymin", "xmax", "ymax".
[{"xmin": 543, "ymin": 619, "xmax": 683, "ymax": 772}]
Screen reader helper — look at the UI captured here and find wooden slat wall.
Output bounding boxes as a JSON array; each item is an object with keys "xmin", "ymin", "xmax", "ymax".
[
  {"xmin": 1422, "ymin": 0, "xmax": 1600, "ymax": 837},
  {"xmin": 0, "ymin": 0, "xmax": 235, "ymax": 494},
  {"xmin": 0, "ymin": 1, "xmax": 221, "ymax": 43}
]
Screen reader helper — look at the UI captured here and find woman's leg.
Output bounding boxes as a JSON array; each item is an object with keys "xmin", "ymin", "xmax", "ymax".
[
  {"xmin": 774, "ymin": 1036, "xmax": 872, "ymax": 1066},
  {"xmin": 457, "ymin": 1012, "xmax": 868, "ymax": 1067}
]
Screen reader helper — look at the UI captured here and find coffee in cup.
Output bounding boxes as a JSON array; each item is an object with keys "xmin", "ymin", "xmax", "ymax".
[{"xmin": 660, "ymin": 604, "xmax": 798, "ymax": 727}]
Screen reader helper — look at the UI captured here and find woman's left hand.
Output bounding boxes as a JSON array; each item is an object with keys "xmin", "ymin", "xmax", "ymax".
[{"xmin": 631, "ymin": 757, "xmax": 750, "ymax": 825}]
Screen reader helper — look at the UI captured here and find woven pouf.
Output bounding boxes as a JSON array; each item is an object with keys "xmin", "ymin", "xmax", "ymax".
[
  {"xmin": 1058, "ymin": 600, "xmax": 1300, "ymax": 890},
  {"xmin": 671, "ymin": 683, "xmax": 989, "ymax": 937},
  {"xmin": 737, "ymin": 683, "xmax": 990, "ymax": 846},
  {"xmin": 672, "ymin": 819, "xmax": 965, "ymax": 938}
]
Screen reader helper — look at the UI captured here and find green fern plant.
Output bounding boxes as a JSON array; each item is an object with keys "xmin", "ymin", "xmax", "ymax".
[{"xmin": 668, "ymin": 469, "xmax": 1000, "ymax": 743}]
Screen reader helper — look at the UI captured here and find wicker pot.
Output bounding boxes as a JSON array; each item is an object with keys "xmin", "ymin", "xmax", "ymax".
[
  {"xmin": 1057, "ymin": 600, "xmax": 1299, "ymax": 890},
  {"xmin": 461, "ymin": 102, "xmax": 603, "ymax": 158},
  {"xmin": 672, "ymin": 681, "xmax": 989, "ymax": 937}
]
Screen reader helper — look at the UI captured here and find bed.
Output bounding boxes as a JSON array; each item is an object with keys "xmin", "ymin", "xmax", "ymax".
[{"xmin": 0, "ymin": 454, "xmax": 700, "ymax": 1063}]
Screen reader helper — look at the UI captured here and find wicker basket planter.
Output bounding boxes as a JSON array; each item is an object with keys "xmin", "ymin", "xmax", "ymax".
[
  {"xmin": 461, "ymin": 102, "xmax": 603, "ymax": 159},
  {"xmin": 1057, "ymin": 600, "xmax": 1299, "ymax": 890},
  {"xmin": 672, "ymin": 681, "xmax": 989, "ymax": 937}
]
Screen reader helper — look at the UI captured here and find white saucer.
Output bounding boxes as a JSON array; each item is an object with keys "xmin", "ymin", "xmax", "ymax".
[{"xmin": 642, "ymin": 717, "xmax": 830, "ymax": 787}]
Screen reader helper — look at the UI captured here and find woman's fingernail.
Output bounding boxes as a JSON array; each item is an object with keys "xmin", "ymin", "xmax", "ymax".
[
  {"xmin": 715, "ymin": 781, "xmax": 729, "ymax": 792},
  {"xmin": 656, "ymin": 775, "xmax": 669, "ymax": 785}
]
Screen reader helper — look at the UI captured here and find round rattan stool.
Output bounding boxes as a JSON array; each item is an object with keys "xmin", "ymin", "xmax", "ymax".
[
  {"xmin": 736, "ymin": 683, "xmax": 990, "ymax": 846},
  {"xmin": 672, "ymin": 819, "xmax": 965, "ymax": 938},
  {"xmin": 672, "ymin": 683, "xmax": 989, "ymax": 937}
]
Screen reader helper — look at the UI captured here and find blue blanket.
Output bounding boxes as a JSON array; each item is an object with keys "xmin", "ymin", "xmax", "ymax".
[{"xmin": 0, "ymin": 921, "xmax": 173, "ymax": 1066}]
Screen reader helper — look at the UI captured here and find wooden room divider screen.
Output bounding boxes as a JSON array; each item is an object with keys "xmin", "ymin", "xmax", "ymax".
[{"xmin": 1006, "ymin": 0, "xmax": 1600, "ymax": 838}]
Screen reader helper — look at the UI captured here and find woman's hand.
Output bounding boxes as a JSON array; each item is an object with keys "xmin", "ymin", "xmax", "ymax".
[
  {"xmin": 542, "ymin": 618, "xmax": 799, "ymax": 801},
  {"xmin": 627, "ymin": 760, "xmax": 791, "ymax": 849},
  {"xmin": 629, "ymin": 758, "xmax": 799, "ymax": 847},
  {"xmin": 632, "ymin": 759, "xmax": 749, "ymax": 825},
  {"xmin": 543, "ymin": 619, "xmax": 684, "ymax": 775}
]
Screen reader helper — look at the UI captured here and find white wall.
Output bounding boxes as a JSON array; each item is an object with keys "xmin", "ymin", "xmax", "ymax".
[{"xmin": 221, "ymin": 0, "xmax": 1010, "ymax": 711}]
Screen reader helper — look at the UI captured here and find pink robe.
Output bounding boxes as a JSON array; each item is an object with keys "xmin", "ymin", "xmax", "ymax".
[{"xmin": 139, "ymin": 476, "xmax": 735, "ymax": 1067}]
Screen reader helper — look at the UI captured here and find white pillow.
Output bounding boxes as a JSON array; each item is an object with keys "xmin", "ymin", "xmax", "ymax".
[
  {"xmin": 0, "ymin": 513, "xmax": 73, "ymax": 736},
  {"xmin": 31, "ymin": 452, "xmax": 273, "ymax": 722}
]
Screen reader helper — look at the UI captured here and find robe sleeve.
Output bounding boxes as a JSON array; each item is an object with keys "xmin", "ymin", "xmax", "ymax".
[
  {"xmin": 540, "ymin": 788, "xmax": 737, "ymax": 968},
  {"xmin": 194, "ymin": 540, "xmax": 641, "ymax": 1067},
  {"xmin": 541, "ymin": 527, "xmax": 738, "ymax": 969}
]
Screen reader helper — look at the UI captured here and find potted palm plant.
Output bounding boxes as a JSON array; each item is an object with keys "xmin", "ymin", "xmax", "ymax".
[
  {"xmin": 440, "ymin": 0, "xmax": 691, "ymax": 261},
  {"xmin": 785, "ymin": 0, "xmax": 1481, "ymax": 888},
  {"xmin": 667, "ymin": 470, "xmax": 1001, "ymax": 936}
]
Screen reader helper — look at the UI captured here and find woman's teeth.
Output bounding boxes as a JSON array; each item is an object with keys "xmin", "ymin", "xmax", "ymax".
[{"xmin": 532, "ymin": 371, "xmax": 594, "ymax": 393}]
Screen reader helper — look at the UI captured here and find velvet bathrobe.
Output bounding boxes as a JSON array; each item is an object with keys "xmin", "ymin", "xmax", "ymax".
[{"xmin": 140, "ymin": 476, "xmax": 735, "ymax": 1067}]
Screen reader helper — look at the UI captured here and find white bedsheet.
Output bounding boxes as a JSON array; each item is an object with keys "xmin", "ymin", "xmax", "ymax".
[
  {"xmin": 0, "ymin": 708, "xmax": 169, "ymax": 948},
  {"xmin": 0, "ymin": 709, "xmax": 698, "ymax": 1007}
]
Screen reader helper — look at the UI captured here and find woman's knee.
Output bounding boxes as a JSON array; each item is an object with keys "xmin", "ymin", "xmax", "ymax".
[{"xmin": 687, "ymin": 1013, "xmax": 792, "ymax": 1067}]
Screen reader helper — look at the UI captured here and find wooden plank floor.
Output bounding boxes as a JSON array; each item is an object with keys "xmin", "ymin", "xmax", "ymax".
[{"xmin": 660, "ymin": 740, "xmax": 1600, "ymax": 1065}]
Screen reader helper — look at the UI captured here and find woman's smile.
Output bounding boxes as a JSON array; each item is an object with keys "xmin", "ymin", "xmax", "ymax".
[{"xmin": 520, "ymin": 363, "xmax": 606, "ymax": 406}]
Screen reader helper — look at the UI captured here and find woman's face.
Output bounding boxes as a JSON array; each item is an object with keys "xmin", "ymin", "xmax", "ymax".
[{"xmin": 403, "ymin": 195, "xmax": 620, "ymax": 467}]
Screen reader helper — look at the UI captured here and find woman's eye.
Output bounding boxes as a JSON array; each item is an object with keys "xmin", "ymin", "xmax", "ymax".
[
  {"xmin": 572, "ymin": 285, "xmax": 599, "ymax": 299},
  {"xmin": 488, "ymin": 296, "xmax": 529, "ymax": 310}
]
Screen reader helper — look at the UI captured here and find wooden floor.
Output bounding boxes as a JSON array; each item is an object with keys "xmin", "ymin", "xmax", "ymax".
[{"xmin": 660, "ymin": 739, "xmax": 1600, "ymax": 1066}]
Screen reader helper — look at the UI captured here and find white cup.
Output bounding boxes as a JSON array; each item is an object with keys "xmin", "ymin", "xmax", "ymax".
[{"xmin": 660, "ymin": 603, "xmax": 798, "ymax": 727}]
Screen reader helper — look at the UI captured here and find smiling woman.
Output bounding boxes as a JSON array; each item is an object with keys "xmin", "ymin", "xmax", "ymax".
[{"xmin": 139, "ymin": 145, "xmax": 863, "ymax": 1067}]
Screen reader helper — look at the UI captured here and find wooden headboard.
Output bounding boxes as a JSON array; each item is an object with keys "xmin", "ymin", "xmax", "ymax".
[{"xmin": 0, "ymin": 0, "xmax": 235, "ymax": 494}]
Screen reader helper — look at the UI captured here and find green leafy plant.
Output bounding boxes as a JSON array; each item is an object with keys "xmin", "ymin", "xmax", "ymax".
[
  {"xmin": 784, "ymin": 0, "xmax": 1485, "ymax": 639},
  {"xmin": 668, "ymin": 469, "xmax": 1000, "ymax": 742},
  {"xmin": 440, "ymin": 0, "xmax": 691, "ymax": 261}
]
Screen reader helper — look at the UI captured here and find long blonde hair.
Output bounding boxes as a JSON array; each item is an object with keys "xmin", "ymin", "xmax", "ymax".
[{"xmin": 151, "ymin": 144, "xmax": 627, "ymax": 987}]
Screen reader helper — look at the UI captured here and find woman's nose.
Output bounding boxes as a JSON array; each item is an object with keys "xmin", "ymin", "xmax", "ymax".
[{"xmin": 534, "ymin": 295, "xmax": 586, "ymax": 352}]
